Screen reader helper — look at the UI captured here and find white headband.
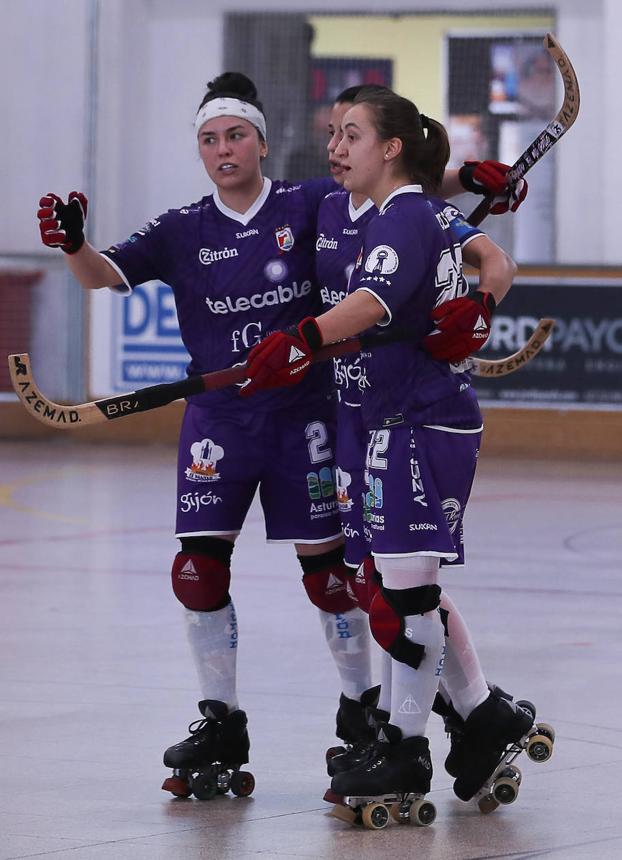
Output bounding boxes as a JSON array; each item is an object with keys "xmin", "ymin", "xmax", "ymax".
[{"xmin": 194, "ymin": 97, "xmax": 267, "ymax": 142}]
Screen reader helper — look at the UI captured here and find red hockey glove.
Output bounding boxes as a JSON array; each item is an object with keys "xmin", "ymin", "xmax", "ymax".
[
  {"xmin": 423, "ymin": 291, "xmax": 496, "ymax": 363},
  {"xmin": 459, "ymin": 161, "xmax": 528, "ymax": 215},
  {"xmin": 240, "ymin": 316, "xmax": 323, "ymax": 397},
  {"xmin": 37, "ymin": 191, "xmax": 88, "ymax": 254}
]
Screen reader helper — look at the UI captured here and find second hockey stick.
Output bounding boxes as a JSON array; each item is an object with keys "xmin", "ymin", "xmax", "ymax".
[
  {"xmin": 8, "ymin": 318, "xmax": 554, "ymax": 429},
  {"xmin": 467, "ymin": 32, "xmax": 580, "ymax": 226}
]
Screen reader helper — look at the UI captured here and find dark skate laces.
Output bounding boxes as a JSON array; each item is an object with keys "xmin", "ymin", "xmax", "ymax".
[{"xmin": 180, "ymin": 716, "xmax": 217, "ymax": 745}]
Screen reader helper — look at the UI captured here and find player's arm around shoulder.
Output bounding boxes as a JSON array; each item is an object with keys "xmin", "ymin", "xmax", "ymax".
[{"xmin": 463, "ymin": 233, "xmax": 517, "ymax": 306}]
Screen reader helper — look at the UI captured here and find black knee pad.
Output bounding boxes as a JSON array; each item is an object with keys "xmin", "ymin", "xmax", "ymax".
[
  {"xmin": 172, "ymin": 536, "xmax": 234, "ymax": 611},
  {"xmin": 369, "ymin": 583, "xmax": 441, "ymax": 669},
  {"xmin": 298, "ymin": 546, "xmax": 359, "ymax": 614}
]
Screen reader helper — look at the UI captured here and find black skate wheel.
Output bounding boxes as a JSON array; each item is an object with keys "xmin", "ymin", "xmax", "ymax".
[
  {"xmin": 361, "ymin": 802, "xmax": 390, "ymax": 830},
  {"xmin": 191, "ymin": 773, "xmax": 218, "ymax": 801},
  {"xmin": 230, "ymin": 770, "xmax": 255, "ymax": 797}
]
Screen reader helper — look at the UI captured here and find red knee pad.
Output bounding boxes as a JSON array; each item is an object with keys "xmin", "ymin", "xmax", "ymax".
[
  {"xmin": 303, "ymin": 567, "xmax": 358, "ymax": 613},
  {"xmin": 351, "ymin": 556, "xmax": 380, "ymax": 613},
  {"xmin": 299, "ymin": 546, "xmax": 359, "ymax": 614},
  {"xmin": 369, "ymin": 584, "xmax": 440, "ymax": 670},
  {"xmin": 172, "ymin": 552, "xmax": 231, "ymax": 611}
]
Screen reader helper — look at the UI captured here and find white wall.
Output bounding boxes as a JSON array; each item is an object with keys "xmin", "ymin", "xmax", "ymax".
[
  {"xmin": 1, "ymin": 0, "xmax": 90, "ymax": 255},
  {"xmin": 0, "ymin": 0, "xmax": 616, "ymax": 264}
]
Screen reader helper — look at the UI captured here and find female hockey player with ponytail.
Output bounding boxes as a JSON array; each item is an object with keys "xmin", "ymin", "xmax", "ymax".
[
  {"xmin": 244, "ymin": 88, "xmax": 536, "ymax": 811},
  {"xmin": 316, "ymin": 85, "xmax": 529, "ymax": 787}
]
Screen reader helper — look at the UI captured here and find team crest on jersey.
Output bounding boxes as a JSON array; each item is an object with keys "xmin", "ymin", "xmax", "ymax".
[
  {"xmin": 275, "ymin": 225, "xmax": 294, "ymax": 252},
  {"xmin": 185, "ymin": 438, "xmax": 224, "ymax": 483},
  {"xmin": 364, "ymin": 245, "xmax": 399, "ymax": 275},
  {"xmin": 335, "ymin": 467, "xmax": 354, "ymax": 512}
]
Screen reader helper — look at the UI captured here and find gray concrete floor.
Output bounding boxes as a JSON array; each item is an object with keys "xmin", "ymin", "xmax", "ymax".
[{"xmin": 1, "ymin": 440, "xmax": 621, "ymax": 860}]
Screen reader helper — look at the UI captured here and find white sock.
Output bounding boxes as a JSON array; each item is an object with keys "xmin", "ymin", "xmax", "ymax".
[
  {"xmin": 439, "ymin": 591, "xmax": 489, "ymax": 721},
  {"xmin": 376, "ymin": 556, "xmax": 444, "ymax": 738},
  {"xmin": 377, "ymin": 648, "xmax": 392, "ymax": 713},
  {"xmin": 184, "ymin": 602, "xmax": 239, "ymax": 710},
  {"xmin": 389, "ymin": 612, "xmax": 445, "ymax": 737},
  {"xmin": 319, "ymin": 606, "xmax": 372, "ymax": 700}
]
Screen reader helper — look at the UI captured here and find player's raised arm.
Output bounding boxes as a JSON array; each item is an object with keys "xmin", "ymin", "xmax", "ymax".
[
  {"xmin": 441, "ymin": 161, "xmax": 528, "ymax": 214},
  {"xmin": 37, "ymin": 192, "xmax": 121, "ymax": 290}
]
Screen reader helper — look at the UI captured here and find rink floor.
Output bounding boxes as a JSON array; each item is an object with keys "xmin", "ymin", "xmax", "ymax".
[{"xmin": 1, "ymin": 440, "xmax": 622, "ymax": 860}]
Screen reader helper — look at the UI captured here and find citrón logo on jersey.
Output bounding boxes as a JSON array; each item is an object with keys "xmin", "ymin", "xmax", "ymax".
[{"xmin": 199, "ymin": 247, "xmax": 239, "ymax": 265}]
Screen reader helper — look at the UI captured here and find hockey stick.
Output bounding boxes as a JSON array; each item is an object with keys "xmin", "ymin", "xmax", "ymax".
[
  {"xmin": 8, "ymin": 318, "xmax": 554, "ymax": 429},
  {"xmin": 465, "ymin": 317, "xmax": 554, "ymax": 377},
  {"xmin": 467, "ymin": 32, "xmax": 580, "ymax": 226}
]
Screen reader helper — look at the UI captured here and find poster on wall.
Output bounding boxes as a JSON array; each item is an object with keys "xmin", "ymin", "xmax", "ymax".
[
  {"xmin": 473, "ymin": 278, "xmax": 622, "ymax": 410},
  {"xmin": 446, "ymin": 33, "xmax": 556, "ymax": 262},
  {"xmin": 89, "ymin": 282, "xmax": 189, "ymax": 395}
]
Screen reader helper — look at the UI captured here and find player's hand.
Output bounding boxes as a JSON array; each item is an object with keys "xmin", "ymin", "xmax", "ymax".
[
  {"xmin": 423, "ymin": 291, "xmax": 496, "ymax": 363},
  {"xmin": 459, "ymin": 160, "xmax": 528, "ymax": 215},
  {"xmin": 37, "ymin": 192, "xmax": 88, "ymax": 254},
  {"xmin": 240, "ymin": 317, "xmax": 323, "ymax": 397}
]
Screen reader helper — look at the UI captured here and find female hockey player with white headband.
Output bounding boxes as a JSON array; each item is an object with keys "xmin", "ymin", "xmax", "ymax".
[{"xmin": 37, "ymin": 72, "xmax": 526, "ymax": 800}]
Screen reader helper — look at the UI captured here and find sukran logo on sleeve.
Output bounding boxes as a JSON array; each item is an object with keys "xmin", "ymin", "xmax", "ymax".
[{"xmin": 364, "ymin": 245, "xmax": 399, "ymax": 276}]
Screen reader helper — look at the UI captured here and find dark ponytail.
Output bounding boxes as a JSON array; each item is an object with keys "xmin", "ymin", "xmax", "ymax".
[{"xmin": 353, "ymin": 90, "xmax": 450, "ymax": 193}]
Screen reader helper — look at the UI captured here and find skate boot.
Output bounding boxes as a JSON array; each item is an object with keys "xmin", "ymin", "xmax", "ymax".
[
  {"xmin": 326, "ymin": 686, "xmax": 386, "ymax": 777},
  {"xmin": 453, "ymin": 689, "xmax": 554, "ymax": 813},
  {"xmin": 328, "ymin": 723, "xmax": 436, "ymax": 830},
  {"xmin": 161, "ymin": 699, "xmax": 255, "ymax": 800},
  {"xmin": 433, "ymin": 684, "xmax": 514, "ymax": 778}
]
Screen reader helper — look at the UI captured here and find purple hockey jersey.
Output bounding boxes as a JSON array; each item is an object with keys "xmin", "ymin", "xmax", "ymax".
[
  {"xmin": 350, "ymin": 185, "xmax": 485, "ymax": 430},
  {"xmin": 316, "ymin": 189, "xmax": 376, "ymax": 409},
  {"xmin": 101, "ymin": 177, "xmax": 335, "ymax": 412}
]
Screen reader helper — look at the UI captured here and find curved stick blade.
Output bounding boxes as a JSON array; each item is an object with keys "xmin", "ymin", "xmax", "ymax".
[{"xmin": 470, "ymin": 318, "xmax": 555, "ymax": 377}]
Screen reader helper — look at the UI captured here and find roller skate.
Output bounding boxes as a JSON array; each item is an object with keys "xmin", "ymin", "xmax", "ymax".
[
  {"xmin": 327, "ymin": 723, "xmax": 436, "ymax": 830},
  {"xmin": 161, "ymin": 699, "xmax": 255, "ymax": 800},
  {"xmin": 433, "ymin": 684, "xmax": 513, "ymax": 778},
  {"xmin": 452, "ymin": 689, "xmax": 555, "ymax": 814},
  {"xmin": 325, "ymin": 686, "xmax": 385, "ymax": 777}
]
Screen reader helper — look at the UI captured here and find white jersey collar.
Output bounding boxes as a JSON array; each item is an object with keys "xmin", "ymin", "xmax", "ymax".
[
  {"xmin": 348, "ymin": 194, "xmax": 375, "ymax": 223},
  {"xmin": 379, "ymin": 183, "xmax": 423, "ymax": 214},
  {"xmin": 213, "ymin": 177, "xmax": 272, "ymax": 226}
]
